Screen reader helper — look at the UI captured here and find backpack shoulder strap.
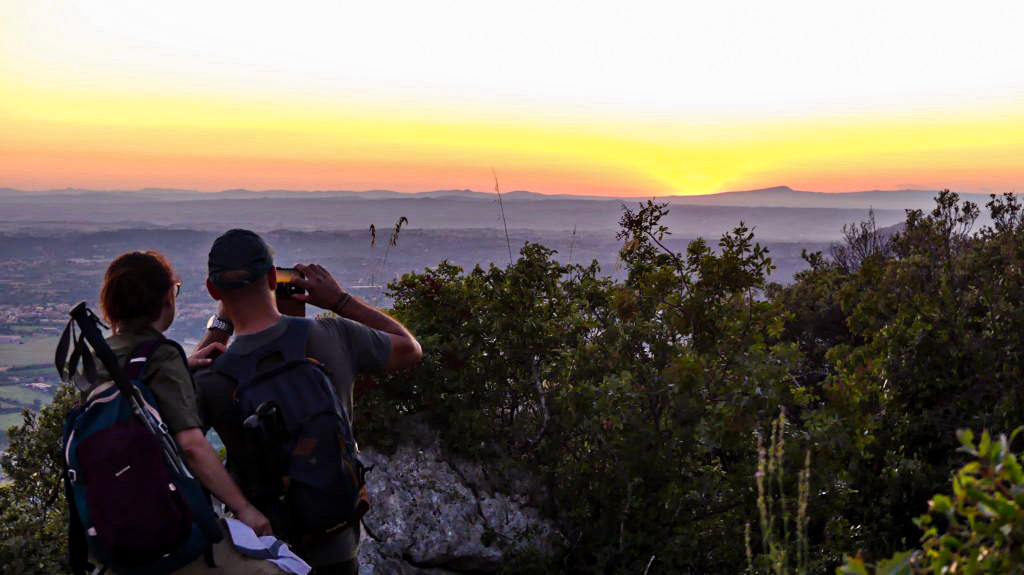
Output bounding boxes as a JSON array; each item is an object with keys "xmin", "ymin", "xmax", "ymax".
[
  {"xmin": 64, "ymin": 463, "xmax": 89, "ymax": 575},
  {"xmin": 213, "ymin": 318, "xmax": 312, "ymax": 383},
  {"xmin": 124, "ymin": 338, "xmax": 189, "ymax": 382},
  {"xmin": 61, "ymin": 404, "xmax": 90, "ymax": 575}
]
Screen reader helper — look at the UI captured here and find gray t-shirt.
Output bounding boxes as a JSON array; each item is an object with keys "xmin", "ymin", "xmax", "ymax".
[{"xmin": 195, "ymin": 316, "xmax": 391, "ymax": 565}]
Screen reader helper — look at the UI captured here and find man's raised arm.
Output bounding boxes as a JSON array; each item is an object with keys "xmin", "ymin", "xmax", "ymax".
[{"xmin": 293, "ymin": 263, "xmax": 422, "ymax": 371}]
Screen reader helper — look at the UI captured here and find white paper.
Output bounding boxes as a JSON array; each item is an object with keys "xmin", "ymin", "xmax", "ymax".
[{"xmin": 225, "ymin": 518, "xmax": 312, "ymax": 575}]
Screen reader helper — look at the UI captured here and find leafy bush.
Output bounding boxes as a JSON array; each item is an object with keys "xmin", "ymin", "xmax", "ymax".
[
  {"xmin": 840, "ymin": 429, "xmax": 1024, "ymax": 575},
  {"xmin": 784, "ymin": 191, "xmax": 1024, "ymax": 560},
  {"xmin": 0, "ymin": 384, "xmax": 76, "ymax": 573},
  {"xmin": 366, "ymin": 191, "xmax": 1024, "ymax": 572},
  {"xmin": 367, "ymin": 201, "xmax": 808, "ymax": 573}
]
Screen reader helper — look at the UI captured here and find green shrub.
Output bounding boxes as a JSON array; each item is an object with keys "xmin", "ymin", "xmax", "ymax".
[
  {"xmin": 368, "ymin": 201, "xmax": 807, "ymax": 573},
  {"xmin": 0, "ymin": 384, "xmax": 76, "ymax": 573},
  {"xmin": 840, "ymin": 428, "xmax": 1024, "ymax": 575}
]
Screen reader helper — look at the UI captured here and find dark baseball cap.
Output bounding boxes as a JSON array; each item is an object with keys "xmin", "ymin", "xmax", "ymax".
[{"xmin": 208, "ymin": 229, "xmax": 274, "ymax": 289}]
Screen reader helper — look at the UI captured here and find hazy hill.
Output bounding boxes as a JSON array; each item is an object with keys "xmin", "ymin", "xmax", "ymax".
[
  {"xmin": 0, "ymin": 185, "xmax": 998, "ymax": 242},
  {"xmin": 0, "ymin": 196, "xmax": 907, "ymax": 242},
  {"xmin": 666, "ymin": 185, "xmax": 993, "ymax": 210},
  {"xmin": 0, "ymin": 185, "xmax": 999, "ymax": 210}
]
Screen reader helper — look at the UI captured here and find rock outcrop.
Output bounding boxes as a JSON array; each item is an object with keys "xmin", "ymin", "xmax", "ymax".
[{"xmin": 357, "ymin": 423, "xmax": 558, "ymax": 574}]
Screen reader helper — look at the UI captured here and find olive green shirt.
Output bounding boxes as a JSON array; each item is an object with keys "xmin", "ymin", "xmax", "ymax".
[{"xmin": 94, "ymin": 325, "xmax": 203, "ymax": 434}]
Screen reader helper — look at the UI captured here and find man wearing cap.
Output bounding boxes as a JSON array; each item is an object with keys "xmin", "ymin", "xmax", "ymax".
[{"xmin": 194, "ymin": 229, "xmax": 423, "ymax": 575}]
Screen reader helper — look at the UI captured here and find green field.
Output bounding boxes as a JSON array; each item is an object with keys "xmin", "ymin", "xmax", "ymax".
[
  {"xmin": 0, "ymin": 336, "xmax": 60, "ymax": 366},
  {"xmin": 0, "ymin": 411, "xmax": 26, "ymax": 451},
  {"xmin": 0, "ymin": 334, "xmax": 61, "ymax": 440},
  {"xmin": 0, "ymin": 412, "xmax": 24, "ymax": 431},
  {"xmin": 7, "ymin": 324, "xmax": 60, "ymax": 334},
  {"xmin": 0, "ymin": 385, "xmax": 53, "ymax": 406},
  {"xmin": 7, "ymin": 366, "xmax": 52, "ymax": 377}
]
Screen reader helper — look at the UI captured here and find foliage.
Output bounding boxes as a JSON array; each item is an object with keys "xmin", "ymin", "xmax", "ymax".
[
  {"xmin": 839, "ymin": 429, "xmax": 1024, "ymax": 575},
  {"xmin": 368, "ymin": 200, "xmax": 807, "ymax": 573},
  {"xmin": 367, "ymin": 191, "xmax": 1024, "ymax": 572},
  {"xmin": 0, "ymin": 384, "xmax": 76, "ymax": 573},
  {"xmin": 785, "ymin": 191, "xmax": 1024, "ymax": 560}
]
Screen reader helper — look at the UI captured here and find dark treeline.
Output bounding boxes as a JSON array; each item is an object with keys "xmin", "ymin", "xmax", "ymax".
[{"xmin": 3, "ymin": 191, "xmax": 1023, "ymax": 574}]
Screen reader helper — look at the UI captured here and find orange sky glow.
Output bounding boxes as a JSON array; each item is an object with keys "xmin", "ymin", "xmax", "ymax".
[{"xmin": 2, "ymin": 1, "xmax": 1023, "ymax": 197}]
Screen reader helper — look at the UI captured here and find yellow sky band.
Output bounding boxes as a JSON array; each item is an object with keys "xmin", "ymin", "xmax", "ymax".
[{"xmin": 2, "ymin": 80, "xmax": 1022, "ymax": 195}]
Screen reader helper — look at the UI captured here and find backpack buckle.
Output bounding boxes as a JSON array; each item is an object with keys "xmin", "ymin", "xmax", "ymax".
[
  {"xmin": 157, "ymin": 421, "xmax": 169, "ymax": 435},
  {"xmin": 68, "ymin": 469, "xmax": 78, "ymax": 483}
]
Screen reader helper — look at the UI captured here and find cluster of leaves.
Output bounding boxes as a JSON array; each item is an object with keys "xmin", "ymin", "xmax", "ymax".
[
  {"xmin": 0, "ymin": 384, "xmax": 76, "ymax": 573},
  {"xmin": 841, "ymin": 429, "xmax": 1024, "ymax": 575}
]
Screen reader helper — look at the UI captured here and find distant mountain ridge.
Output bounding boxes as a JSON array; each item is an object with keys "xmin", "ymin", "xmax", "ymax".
[
  {"xmin": 0, "ymin": 185, "xmax": 998, "ymax": 210},
  {"xmin": 662, "ymin": 185, "xmax": 993, "ymax": 210}
]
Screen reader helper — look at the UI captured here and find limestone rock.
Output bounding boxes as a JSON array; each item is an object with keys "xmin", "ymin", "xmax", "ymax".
[{"xmin": 357, "ymin": 425, "xmax": 557, "ymax": 574}]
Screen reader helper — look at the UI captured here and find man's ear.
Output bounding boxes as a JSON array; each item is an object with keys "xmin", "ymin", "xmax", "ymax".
[
  {"xmin": 206, "ymin": 278, "xmax": 222, "ymax": 301},
  {"xmin": 267, "ymin": 267, "xmax": 277, "ymax": 291}
]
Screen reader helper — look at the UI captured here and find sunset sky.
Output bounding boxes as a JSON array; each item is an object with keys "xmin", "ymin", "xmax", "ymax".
[{"xmin": 2, "ymin": 0, "xmax": 1022, "ymax": 196}]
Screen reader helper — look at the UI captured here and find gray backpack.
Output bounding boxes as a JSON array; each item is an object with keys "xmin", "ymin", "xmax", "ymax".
[{"xmin": 212, "ymin": 318, "xmax": 369, "ymax": 548}]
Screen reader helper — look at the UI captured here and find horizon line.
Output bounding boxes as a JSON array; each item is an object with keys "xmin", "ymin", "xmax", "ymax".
[{"xmin": 1, "ymin": 184, "xmax": 975, "ymax": 198}]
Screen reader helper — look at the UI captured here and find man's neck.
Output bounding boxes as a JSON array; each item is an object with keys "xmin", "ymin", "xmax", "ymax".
[{"xmin": 228, "ymin": 301, "xmax": 283, "ymax": 336}]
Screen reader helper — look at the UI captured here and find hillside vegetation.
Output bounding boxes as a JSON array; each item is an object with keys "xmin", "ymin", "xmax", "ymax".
[{"xmin": 4, "ymin": 191, "xmax": 1024, "ymax": 574}]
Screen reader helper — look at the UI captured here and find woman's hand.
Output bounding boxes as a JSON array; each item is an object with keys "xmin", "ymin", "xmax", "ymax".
[
  {"xmin": 237, "ymin": 503, "xmax": 273, "ymax": 536},
  {"xmin": 187, "ymin": 342, "xmax": 226, "ymax": 371},
  {"xmin": 175, "ymin": 428, "xmax": 273, "ymax": 536}
]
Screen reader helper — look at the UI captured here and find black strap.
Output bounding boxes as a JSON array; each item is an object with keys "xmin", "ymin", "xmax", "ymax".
[
  {"xmin": 66, "ymin": 341, "xmax": 81, "ymax": 383},
  {"xmin": 67, "ymin": 303, "xmax": 133, "ymax": 399},
  {"xmin": 124, "ymin": 338, "xmax": 172, "ymax": 382},
  {"xmin": 56, "ymin": 313, "xmax": 104, "ymax": 388},
  {"xmin": 79, "ymin": 333, "xmax": 98, "ymax": 385},
  {"xmin": 56, "ymin": 322, "xmax": 88, "ymax": 386},
  {"xmin": 62, "ymin": 407, "xmax": 89, "ymax": 575},
  {"xmin": 55, "ymin": 320, "xmax": 72, "ymax": 380},
  {"xmin": 123, "ymin": 338, "xmax": 195, "ymax": 391},
  {"xmin": 64, "ymin": 470, "xmax": 89, "ymax": 575}
]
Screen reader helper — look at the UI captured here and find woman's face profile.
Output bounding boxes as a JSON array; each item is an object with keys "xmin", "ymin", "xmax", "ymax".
[{"xmin": 154, "ymin": 277, "xmax": 181, "ymax": 333}]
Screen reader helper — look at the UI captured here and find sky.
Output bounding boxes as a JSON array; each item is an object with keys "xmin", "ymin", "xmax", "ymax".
[{"xmin": 1, "ymin": 0, "xmax": 1023, "ymax": 196}]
